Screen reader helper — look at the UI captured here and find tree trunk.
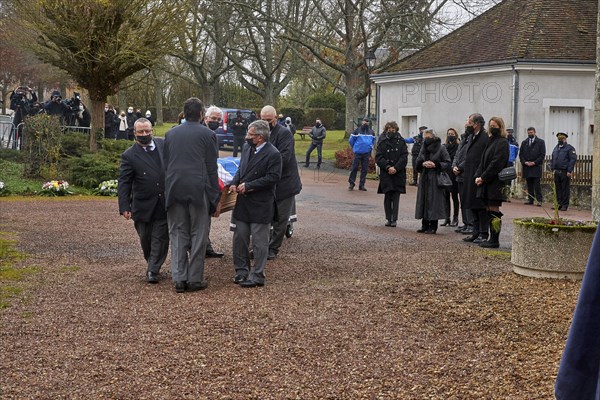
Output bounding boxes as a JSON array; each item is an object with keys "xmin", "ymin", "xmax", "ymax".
[
  {"xmin": 593, "ymin": 3, "xmax": 600, "ymax": 220},
  {"xmin": 153, "ymin": 71, "xmax": 163, "ymax": 125},
  {"xmin": 88, "ymin": 94, "xmax": 105, "ymax": 152},
  {"xmin": 118, "ymin": 85, "xmax": 126, "ymax": 113},
  {"xmin": 344, "ymin": 69, "xmax": 363, "ymax": 138}
]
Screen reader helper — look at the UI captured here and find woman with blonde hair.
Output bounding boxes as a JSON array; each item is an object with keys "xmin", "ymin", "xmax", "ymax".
[{"xmin": 474, "ymin": 116, "xmax": 510, "ymax": 248}]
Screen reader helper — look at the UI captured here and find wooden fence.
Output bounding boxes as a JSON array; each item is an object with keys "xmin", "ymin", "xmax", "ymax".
[{"xmin": 534, "ymin": 155, "xmax": 593, "ymax": 186}]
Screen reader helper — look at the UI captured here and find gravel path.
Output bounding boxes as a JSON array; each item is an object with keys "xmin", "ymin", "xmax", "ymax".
[{"xmin": 0, "ymin": 167, "xmax": 589, "ymax": 399}]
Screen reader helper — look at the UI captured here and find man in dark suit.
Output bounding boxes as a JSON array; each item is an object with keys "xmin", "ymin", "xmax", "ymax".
[
  {"xmin": 519, "ymin": 126, "xmax": 546, "ymax": 206},
  {"xmin": 460, "ymin": 113, "xmax": 490, "ymax": 244},
  {"xmin": 260, "ymin": 105, "xmax": 302, "ymax": 260},
  {"xmin": 118, "ymin": 118, "xmax": 168, "ymax": 284},
  {"xmin": 163, "ymin": 97, "xmax": 221, "ymax": 293},
  {"xmin": 230, "ymin": 120, "xmax": 282, "ymax": 288}
]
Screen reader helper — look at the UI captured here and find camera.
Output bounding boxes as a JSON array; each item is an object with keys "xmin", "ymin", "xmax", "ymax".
[{"xmin": 65, "ymin": 92, "xmax": 81, "ymax": 112}]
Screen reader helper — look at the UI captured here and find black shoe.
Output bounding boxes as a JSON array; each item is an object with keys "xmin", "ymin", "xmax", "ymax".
[
  {"xmin": 390, "ymin": 221, "xmax": 397, "ymax": 227},
  {"xmin": 385, "ymin": 220, "xmax": 392, "ymax": 227},
  {"xmin": 536, "ymin": 203, "xmax": 542, "ymax": 207},
  {"xmin": 187, "ymin": 281, "xmax": 208, "ymax": 292},
  {"xmin": 175, "ymin": 281, "xmax": 186, "ymax": 293},
  {"xmin": 463, "ymin": 235, "xmax": 478, "ymax": 242},
  {"xmin": 358, "ymin": 187, "xmax": 367, "ymax": 191},
  {"xmin": 473, "ymin": 236, "xmax": 488, "ymax": 244},
  {"xmin": 440, "ymin": 219, "xmax": 450, "ymax": 227},
  {"xmin": 267, "ymin": 251, "xmax": 277, "ymax": 260},
  {"xmin": 479, "ymin": 241, "xmax": 499, "ymax": 248},
  {"xmin": 461, "ymin": 227, "xmax": 474, "ymax": 235},
  {"xmin": 455, "ymin": 225, "xmax": 466, "ymax": 232},
  {"xmin": 348, "ymin": 184, "xmax": 355, "ymax": 191},
  {"xmin": 233, "ymin": 275, "xmax": 247, "ymax": 284},
  {"xmin": 424, "ymin": 230, "xmax": 436, "ymax": 234},
  {"xmin": 560, "ymin": 206, "xmax": 568, "ymax": 211},
  {"xmin": 146, "ymin": 271, "xmax": 159, "ymax": 284},
  {"xmin": 240, "ymin": 280, "xmax": 264, "ymax": 288},
  {"xmin": 524, "ymin": 201, "xmax": 533, "ymax": 205},
  {"xmin": 206, "ymin": 249, "xmax": 224, "ymax": 258},
  {"xmin": 417, "ymin": 228, "xmax": 426, "ymax": 233},
  {"xmin": 449, "ymin": 219, "xmax": 459, "ymax": 227}
]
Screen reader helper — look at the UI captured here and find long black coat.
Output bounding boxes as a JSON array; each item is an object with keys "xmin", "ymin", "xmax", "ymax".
[
  {"xmin": 118, "ymin": 138, "xmax": 166, "ymax": 223},
  {"xmin": 444, "ymin": 142, "xmax": 459, "ymax": 192},
  {"xmin": 269, "ymin": 124, "xmax": 302, "ymax": 201},
  {"xmin": 163, "ymin": 122, "xmax": 221, "ymax": 214},
  {"xmin": 415, "ymin": 137, "xmax": 452, "ymax": 220},
  {"xmin": 375, "ymin": 133, "xmax": 408, "ymax": 194},
  {"xmin": 519, "ymin": 137, "xmax": 546, "ymax": 178},
  {"xmin": 232, "ymin": 142, "xmax": 282, "ymax": 224},
  {"xmin": 461, "ymin": 129, "xmax": 488, "ymax": 209},
  {"xmin": 475, "ymin": 134, "xmax": 510, "ymax": 202}
]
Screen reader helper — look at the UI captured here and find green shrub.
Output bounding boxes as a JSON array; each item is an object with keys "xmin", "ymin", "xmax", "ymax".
[
  {"xmin": 60, "ymin": 133, "xmax": 92, "ymax": 158},
  {"xmin": 0, "ymin": 149, "xmax": 26, "ymax": 163},
  {"xmin": 22, "ymin": 114, "xmax": 63, "ymax": 179},
  {"xmin": 69, "ymin": 152, "xmax": 120, "ymax": 188},
  {"xmin": 306, "ymin": 92, "xmax": 346, "ymax": 129},
  {"xmin": 304, "ymin": 108, "xmax": 336, "ymax": 129},
  {"xmin": 97, "ymin": 138, "xmax": 133, "ymax": 154}
]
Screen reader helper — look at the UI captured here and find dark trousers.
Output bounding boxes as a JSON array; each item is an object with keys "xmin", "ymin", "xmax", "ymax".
[
  {"xmin": 232, "ymin": 135, "xmax": 245, "ymax": 157},
  {"xmin": 421, "ymin": 219, "xmax": 438, "ymax": 232},
  {"xmin": 134, "ymin": 218, "xmax": 169, "ymax": 274},
  {"xmin": 349, "ymin": 152, "xmax": 370, "ymax": 188},
  {"xmin": 384, "ymin": 191, "xmax": 401, "ymax": 222},
  {"xmin": 525, "ymin": 177, "xmax": 543, "ymax": 203},
  {"xmin": 411, "ymin": 155, "xmax": 419, "ymax": 184},
  {"xmin": 457, "ymin": 181, "xmax": 471, "ymax": 226},
  {"xmin": 444, "ymin": 190, "xmax": 460, "ymax": 220},
  {"xmin": 470, "ymin": 208, "xmax": 489, "ymax": 239},
  {"xmin": 269, "ymin": 196, "xmax": 295, "ymax": 254},
  {"xmin": 554, "ymin": 170, "xmax": 571, "ymax": 209},
  {"xmin": 305, "ymin": 142, "xmax": 323, "ymax": 167}
]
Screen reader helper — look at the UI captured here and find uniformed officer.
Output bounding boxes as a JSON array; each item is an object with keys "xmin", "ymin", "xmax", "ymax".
[{"xmin": 550, "ymin": 132, "xmax": 577, "ymax": 211}]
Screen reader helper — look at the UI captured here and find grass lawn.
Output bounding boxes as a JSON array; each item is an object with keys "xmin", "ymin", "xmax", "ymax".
[
  {"xmin": 0, "ymin": 160, "xmax": 44, "ymax": 195},
  {"xmin": 293, "ymin": 129, "xmax": 349, "ymax": 160}
]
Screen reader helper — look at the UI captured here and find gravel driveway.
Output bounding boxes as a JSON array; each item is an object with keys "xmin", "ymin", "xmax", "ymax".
[{"xmin": 0, "ymin": 165, "xmax": 589, "ymax": 399}]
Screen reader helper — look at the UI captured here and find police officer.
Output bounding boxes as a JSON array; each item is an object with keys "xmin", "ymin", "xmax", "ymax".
[{"xmin": 550, "ymin": 132, "xmax": 577, "ymax": 211}]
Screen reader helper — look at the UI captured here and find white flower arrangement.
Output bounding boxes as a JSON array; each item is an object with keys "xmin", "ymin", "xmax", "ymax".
[
  {"xmin": 41, "ymin": 180, "xmax": 73, "ymax": 196},
  {"xmin": 95, "ymin": 179, "xmax": 118, "ymax": 196}
]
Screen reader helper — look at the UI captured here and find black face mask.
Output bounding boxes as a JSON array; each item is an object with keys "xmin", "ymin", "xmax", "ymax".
[
  {"xmin": 136, "ymin": 135, "xmax": 152, "ymax": 145},
  {"xmin": 490, "ymin": 127, "xmax": 501, "ymax": 136},
  {"xmin": 465, "ymin": 126, "xmax": 475, "ymax": 135},
  {"xmin": 246, "ymin": 138, "xmax": 256, "ymax": 147},
  {"xmin": 558, "ymin": 140, "xmax": 565, "ymax": 145},
  {"xmin": 424, "ymin": 137, "xmax": 434, "ymax": 145},
  {"xmin": 388, "ymin": 131, "xmax": 398, "ymax": 137},
  {"xmin": 527, "ymin": 133, "xmax": 535, "ymax": 139},
  {"xmin": 207, "ymin": 121, "xmax": 220, "ymax": 131},
  {"xmin": 448, "ymin": 136, "xmax": 457, "ymax": 143}
]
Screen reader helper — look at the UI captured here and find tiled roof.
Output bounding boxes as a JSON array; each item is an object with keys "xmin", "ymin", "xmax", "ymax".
[{"xmin": 386, "ymin": 0, "xmax": 597, "ymax": 73}]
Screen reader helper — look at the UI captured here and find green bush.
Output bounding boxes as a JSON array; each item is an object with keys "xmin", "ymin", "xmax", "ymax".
[
  {"xmin": 304, "ymin": 108, "xmax": 336, "ymax": 129},
  {"xmin": 69, "ymin": 152, "xmax": 121, "ymax": 188},
  {"xmin": 22, "ymin": 114, "xmax": 63, "ymax": 179},
  {"xmin": 280, "ymin": 107, "xmax": 304, "ymax": 127},
  {"xmin": 60, "ymin": 133, "xmax": 93, "ymax": 158},
  {"xmin": 0, "ymin": 149, "xmax": 26, "ymax": 163},
  {"xmin": 306, "ymin": 92, "xmax": 346, "ymax": 129}
]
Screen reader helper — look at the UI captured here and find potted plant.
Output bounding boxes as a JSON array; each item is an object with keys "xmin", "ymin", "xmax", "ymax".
[{"xmin": 511, "ymin": 185, "xmax": 597, "ymax": 279}]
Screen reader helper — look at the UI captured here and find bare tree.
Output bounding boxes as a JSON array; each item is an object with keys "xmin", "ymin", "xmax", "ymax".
[{"xmin": 8, "ymin": 0, "xmax": 182, "ymax": 151}]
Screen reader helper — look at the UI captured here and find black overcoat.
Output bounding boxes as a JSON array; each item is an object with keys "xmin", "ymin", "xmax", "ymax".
[
  {"xmin": 414, "ymin": 137, "xmax": 452, "ymax": 220},
  {"xmin": 375, "ymin": 133, "xmax": 408, "ymax": 194},
  {"xmin": 461, "ymin": 129, "xmax": 488, "ymax": 209},
  {"xmin": 475, "ymin": 134, "xmax": 510, "ymax": 202},
  {"xmin": 232, "ymin": 143, "xmax": 282, "ymax": 224},
  {"xmin": 519, "ymin": 137, "xmax": 546, "ymax": 179},
  {"xmin": 118, "ymin": 138, "xmax": 166, "ymax": 223},
  {"xmin": 269, "ymin": 124, "xmax": 302, "ymax": 201}
]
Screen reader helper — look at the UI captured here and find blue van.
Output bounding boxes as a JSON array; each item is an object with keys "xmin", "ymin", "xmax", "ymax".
[{"xmin": 214, "ymin": 108, "xmax": 254, "ymax": 148}]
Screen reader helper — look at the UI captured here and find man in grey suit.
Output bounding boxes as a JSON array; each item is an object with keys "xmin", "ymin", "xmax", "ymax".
[
  {"xmin": 163, "ymin": 97, "xmax": 221, "ymax": 293},
  {"xmin": 118, "ymin": 118, "xmax": 169, "ymax": 284},
  {"xmin": 260, "ymin": 105, "xmax": 302, "ymax": 260},
  {"xmin": 230, "ymin": 120, "xmax": 282, "ymax": 287}
]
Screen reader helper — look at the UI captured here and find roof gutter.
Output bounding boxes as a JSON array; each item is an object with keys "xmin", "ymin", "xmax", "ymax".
[{"xmin": 511, "ymin": 64, "xmax": 519, "ymax": 132}]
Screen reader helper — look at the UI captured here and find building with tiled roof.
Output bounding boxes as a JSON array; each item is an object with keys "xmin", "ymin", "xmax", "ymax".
[{"xmin": 371, "ymin": 0, "xmax": 597, "ymax": 156}]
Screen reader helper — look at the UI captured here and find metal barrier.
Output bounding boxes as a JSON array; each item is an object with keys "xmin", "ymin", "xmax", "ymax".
[{"xmin": 61, "ymin": 126, "xmax": 91, "ymax": 135}]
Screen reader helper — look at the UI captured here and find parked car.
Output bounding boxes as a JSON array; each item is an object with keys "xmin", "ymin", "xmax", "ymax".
[{"xmin": 214, "ymin": 108, "xmax": 254, "ymax": 148}]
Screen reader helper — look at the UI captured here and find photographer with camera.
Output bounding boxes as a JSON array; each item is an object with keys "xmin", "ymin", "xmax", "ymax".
[
  {"xmin": 43, "ymin": 90, "xmax": 70, "ymax": 121},
  {"xmin": 63, "ymin": 92, "xmax": 90, "ymax": 128},
  {"xmin": 9, "ymin": 86, "xmax": 38, "ymax": 127}
]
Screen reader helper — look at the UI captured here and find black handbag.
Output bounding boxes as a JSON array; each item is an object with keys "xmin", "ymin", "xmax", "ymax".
[
  {"xmin": 498, "ymin": 166, "xmax": 517, "ymax": 182},
  {"xmin": 437, "ymin": 171, "xmax": 453, "ymax": 189}
]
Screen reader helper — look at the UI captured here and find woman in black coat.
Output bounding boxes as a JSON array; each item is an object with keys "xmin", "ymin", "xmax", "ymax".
[
  {"xmin": 441, "ymin": 128, "xmax": 460, "ymax": 227},
  {"xmin": 415, "ymin": 129, "xmax": 452, "ymax": 234},
  {"xmin": 474, "ymin": 116, "xmax": 510, "ymax": 248},
  {"xmin": 375, "ymin": 121, "xmax": 409, "ymax": 227}
]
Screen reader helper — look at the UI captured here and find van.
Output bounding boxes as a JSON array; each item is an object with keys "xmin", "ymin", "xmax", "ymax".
[{"xmin": 214, "ymin": 108, "xmax": 254, "ymax": 148}]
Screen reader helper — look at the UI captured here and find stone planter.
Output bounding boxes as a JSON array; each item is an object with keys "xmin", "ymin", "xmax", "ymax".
[{"xmin": 511, "ymin": 218, "xmax": 597, "ymax": 279}]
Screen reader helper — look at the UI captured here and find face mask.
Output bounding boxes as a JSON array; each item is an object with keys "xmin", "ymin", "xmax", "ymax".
[
  {"xmin": 316, "ymin": 123, "xmax": 321, "ymax": 127},
  {"xmin": 490, "ymin": 127, "xmax": 501, "ymax": 136},
  {"xmin": 127, "ymin": 108, "xmax": 133, "ymax": 113},
  {"xmin": 424, "ymin": 137, "xmax": 434, "ymax": 145},
  {"xmin": 558, "ymin": 139, "xmax": 565, "ymax": 145},
  {"xmin": 528, "ymin": 133, "xmax": 535, "ymax": 138},
  {"xmin": 136, "ymin": 135, "xmax": 152, "ymax": 145},
  {"xmin": 448, "ymin": 136, "xmax": 457, "ymax": 143},
  {"xmin": 207, "ymin": 121, "xmax": 220, "ymax": 131},
  {"xmin": 146, "ymin": 113, "xmax": 151, "ymax": 118},
  {"xmin": 388, "ymin": 130, "xmax": 398, "ymax": 137},
  {"xmin": 246, "ymin": 138, "xmax": 256, "ymax": 147},
  {"xmin": 104, "ymin": 107, "xmax": 109, "ymax": 112},
  {"xmin": 465, "ymin": 126, "xmax": 475, "ymax": 134}
]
